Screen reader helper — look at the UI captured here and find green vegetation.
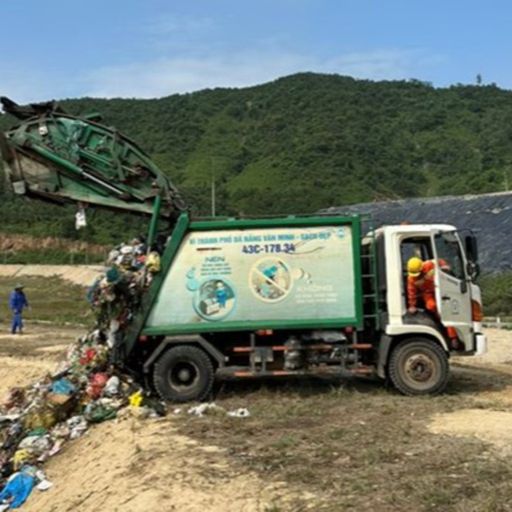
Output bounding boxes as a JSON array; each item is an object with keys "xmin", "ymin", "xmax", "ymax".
[
  {"xmin": 480, "ymin": 272, "xmax": 512, "ymax": 316},
  {"xmin": 0, "ymin": 249, "xmax": 105, "ymax": 265},
  {"xmin": 0, "ymin": 276, "xmax": 90, "ymax": 325},
  {"xmin": 2, "ymin": 73, "xmax": 512, "ymax": 245}
]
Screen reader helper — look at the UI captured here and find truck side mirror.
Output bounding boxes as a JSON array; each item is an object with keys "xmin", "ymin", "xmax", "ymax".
[
  {"xmin": 466, "ymin": 261, "xmax": 480, "ymax": 280},
  {"xmin": 465, "ymin": 235, "xmax": 478, "ymax": 263}
]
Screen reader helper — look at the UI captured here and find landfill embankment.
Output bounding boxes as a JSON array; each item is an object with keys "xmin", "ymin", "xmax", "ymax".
[
  {"xmin": 325, "ymin": 190, "xmax": 512, "ymax": 273},
  {"xmin": 0, "ymin": 323, "xmax": 295, "ymax": 512}
]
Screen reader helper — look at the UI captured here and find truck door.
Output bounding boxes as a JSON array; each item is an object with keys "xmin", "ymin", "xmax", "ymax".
[{"xmin": 432, "ymin": 231, "xmax": 472, "ymax": 344}]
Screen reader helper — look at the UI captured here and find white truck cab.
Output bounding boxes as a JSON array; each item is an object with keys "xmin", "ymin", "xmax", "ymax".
[{"xmin": 377, "ymin": 224, "xmax": 486, "ymax": 356}]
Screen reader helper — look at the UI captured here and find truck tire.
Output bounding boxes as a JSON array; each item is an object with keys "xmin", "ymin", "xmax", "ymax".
[
  {"xmin": 153, "ymin": 345, "xmax": 215, "ymax": 403},
  {"xmin": 388, "ymin": 338, "xmax": 449, "ymax": 396}
]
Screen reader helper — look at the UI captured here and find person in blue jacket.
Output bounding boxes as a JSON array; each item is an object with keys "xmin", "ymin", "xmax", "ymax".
[{"xmin": 9, "ymin": 284, "xmax": 29, "ymax": 335}]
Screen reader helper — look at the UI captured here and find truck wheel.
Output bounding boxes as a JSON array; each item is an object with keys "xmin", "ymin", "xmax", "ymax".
[
  {"xmin": 388, "ymin": 338, "xmax": 449, "ymax": 396},
  {"xmin": 153, "ymin": 345, "xmax": 214, "ymax": 403}
]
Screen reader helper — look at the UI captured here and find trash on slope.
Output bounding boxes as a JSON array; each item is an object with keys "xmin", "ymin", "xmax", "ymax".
[
  {"xmin": 0, "ymin": 236, "xmax": 167, "ymax": 508},
  {"xmin": 0, "ymin": 466, "xmax": 51, "ymax": 509}
]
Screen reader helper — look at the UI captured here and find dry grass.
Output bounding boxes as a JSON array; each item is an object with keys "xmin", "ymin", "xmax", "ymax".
[{"xmin": 176, "ymin": 368, "xmax": 512, "ymax": 511}]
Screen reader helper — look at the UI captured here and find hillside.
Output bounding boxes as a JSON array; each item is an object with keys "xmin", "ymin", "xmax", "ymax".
[{"xmin": 2, "ymin": 72, "xmax": 512, "ymax": 244}]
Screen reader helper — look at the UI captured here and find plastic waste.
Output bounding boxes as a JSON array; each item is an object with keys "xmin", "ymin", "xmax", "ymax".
[
  {"xmin": 22, "ymin": 407, "xmax": 58, "ymax": 431},
  {"xmin": 50, "ymin": 378, "xmax": 75, "ymax": 395},
  {"xmin": 86, "ymin": 373, "xmax": 109, "ymax": 400},
  {"xmin": 75, "ymin": 208, "xmax": 87, "ymax": 230},
  {"xmin": 107, "ymin": 319, "xmax": 120, "ymax": 349},
  {"xmin": 12, "ymin": 449, "xmax": 32, "ymax": 471},
  {"xmin": 146, "ymin": 251, "xmax": 161, "ymax": 273},
  {"xmin": 103, "ymin": 376, "xmax": 120, "ymax": 397},
  {"xmin": 227, "ymin": 408, "xmax": 251, "ymax": 418},
  {"xmin": 187, "ymin": 403, "xmax": 224, "ymax": 417},
  {"xmin": 18, "ymin": 434, "xmax": 51, "ymax": 455},
  {"xmin": 36, "ymin": 479, "xmax": 53, "ymax": 491},
  {"xmin": 0, "ymin": 469, "xmax": 35, "ymax": 508},
  {"xmin": 84, "ymin": 403, "xmax": 116, "ymax": 423},
  {"xmin": 105, "ymin": 267, "xmax": 121, "ymax": 284},
  {"xmin": 128, "ymin": 390, "xmax": 144, "ymax": 408},
  {"xmin": 67, "ymin": 416, "xmax": 88, "ymax": 440}
]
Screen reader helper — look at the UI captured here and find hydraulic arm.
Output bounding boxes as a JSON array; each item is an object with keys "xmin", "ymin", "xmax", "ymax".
[{"xmin": 0, "ymin": 97, "xmax": 187, "ymax": 220}]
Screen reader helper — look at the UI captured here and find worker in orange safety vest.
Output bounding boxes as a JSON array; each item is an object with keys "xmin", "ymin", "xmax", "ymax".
[{"xmin": 406, "ymin": 257, "xmax": 458, "ymax": 341}]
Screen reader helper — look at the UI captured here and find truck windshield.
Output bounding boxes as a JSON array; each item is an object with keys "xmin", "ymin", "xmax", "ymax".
[{"xmin": 434, "ymin": 232, "xmax": 465, "ymax": 280}]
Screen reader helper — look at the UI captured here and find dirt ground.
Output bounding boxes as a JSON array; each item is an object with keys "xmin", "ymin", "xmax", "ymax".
[
  {"xmin": 0, "ymin": 265, "xmax": 104, "ymax": 287},
  {"xmin": 0, "ymin": 323, "xmax": 297, "ymax": 512},
  {"xmin": 430, "ymin": 328, "xmax": 512, "ymax": 452},
  {"xmin": 2, "ymin": 325, "xmax": 512, "ymax": 511}
]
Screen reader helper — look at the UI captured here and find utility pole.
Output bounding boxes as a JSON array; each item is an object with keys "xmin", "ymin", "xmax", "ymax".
[{"xmin": 211, "ymin": 159, "xmax": 216, "ymax": 217}]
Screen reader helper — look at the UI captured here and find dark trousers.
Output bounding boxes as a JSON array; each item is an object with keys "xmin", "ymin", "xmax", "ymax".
[{"xmin": 11, "ymin": 311, "xmax": 23, "ymax": 334}]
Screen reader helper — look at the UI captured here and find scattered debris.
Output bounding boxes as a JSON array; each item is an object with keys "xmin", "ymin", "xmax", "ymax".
[
  {"xmin": 0, "ymin": 236, "xmax": 166, "ymax": 509},
  {"xmin": 188, "ymin": 403, "xmax": 223, "ymax": 417},
  {"xmin": 227, "ymin": 408, "xmax": 251, "ymax": 419},
  {"xmin": 187, "ymin": 403, "xmax": 251, "ymax": 419},
  {"xmin": 74, "ymin": 208, "xmax": 87, "ymax": 230}
]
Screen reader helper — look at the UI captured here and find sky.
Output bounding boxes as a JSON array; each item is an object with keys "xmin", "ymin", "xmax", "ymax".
[{"xmin": 1, "ymin": 0, "xmax": 512, "ymax": 102}]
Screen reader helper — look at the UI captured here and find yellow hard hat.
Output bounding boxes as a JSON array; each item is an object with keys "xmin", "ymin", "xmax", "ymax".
[{"xmin": 407, "ymin": 257, "xmax": 423, "ymax": 277}]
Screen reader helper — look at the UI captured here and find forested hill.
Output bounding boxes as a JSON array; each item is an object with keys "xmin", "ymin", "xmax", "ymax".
[{"xmin": 2, "ymin": 72, "xmax": 512, "ymax": 244}]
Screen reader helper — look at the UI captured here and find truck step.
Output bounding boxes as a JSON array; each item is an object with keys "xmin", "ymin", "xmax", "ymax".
[
  {"xmin": 232, "ymin": 345, "xmax": 286, "ymax": 353},
  {"xmin": 233, "ymin": 370, "xmax": 292, "ymax": 377},
  {"xmin": 350, "ymin": 366, "xmax": 374, "ymax": 375},
  {"xmin": 219, "ymin": 365, "xmax": 376, "ymax": 378},
  {"xmin": 231, "ymin": 343, "xmax": 372, "ymax": 353}
]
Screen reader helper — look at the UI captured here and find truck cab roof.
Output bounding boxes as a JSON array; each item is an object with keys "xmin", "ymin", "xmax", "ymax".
[{"xmin": 375, "ymin": 224, "xmax": 457, "ymax": 236}]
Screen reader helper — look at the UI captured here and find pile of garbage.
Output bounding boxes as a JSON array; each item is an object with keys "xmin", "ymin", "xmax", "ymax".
[
  {"xmin": 87, "ymin": 236, "xmax": 161, "ymax": 338},
  {"xmin": 0, "ymin": 236, "xmax": 164, "ymax": 509}
]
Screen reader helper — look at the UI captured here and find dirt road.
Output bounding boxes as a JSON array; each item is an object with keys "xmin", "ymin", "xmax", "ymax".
[
  {"xmin": 2, "ymin": 325, "xmax": 512, "ymax": 511},
  {"xmin": 0, "ymin": 265, "xmax": 104, "ymax": 287}
]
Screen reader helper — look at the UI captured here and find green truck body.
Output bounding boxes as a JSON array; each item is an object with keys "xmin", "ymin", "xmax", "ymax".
[{"xmin": 144, "ymin": 214, "xmax": 363, "ymax": 335}]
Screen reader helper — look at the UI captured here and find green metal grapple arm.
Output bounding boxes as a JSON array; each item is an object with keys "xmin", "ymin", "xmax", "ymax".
[{"xmin": 0, "ymin": 97, "xmax": 187, "ymax": 220}]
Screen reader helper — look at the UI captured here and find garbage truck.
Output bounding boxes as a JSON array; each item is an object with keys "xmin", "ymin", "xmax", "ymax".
[{"xmin": 0, "ymin": 98, "xmax": 486, "ymax": 401}]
